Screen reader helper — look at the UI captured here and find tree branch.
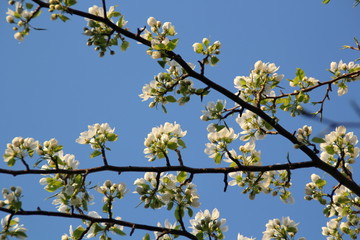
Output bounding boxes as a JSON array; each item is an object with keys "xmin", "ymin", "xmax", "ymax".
[
  {"xmin": 27, "ymin": 0, "xmax": 360, "ymax": 197},
  {"xmin": 0, "ymin": 207, "xmax": 197, "ymax": 240}
]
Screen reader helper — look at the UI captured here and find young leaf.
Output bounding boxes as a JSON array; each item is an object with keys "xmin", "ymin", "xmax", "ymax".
[
  {"xmin": 142, "ymin": 233, "xmax": 150, "ymax": 240},
  {"xmin": 312, "ymin": 137, "xmax": 326, "ymax": 143},
  {"xmin": 166, "ymin": 95, "xmax": 177, "ymax": 103},
  {"xmin": 90, "ymin": 150, "xmax": 102, "ymax": 158},
  {"xmin": 120, "ymin": 41, "xmax": 130, "ymax": 51},
  {"xmin": 176, "ymin": 171, "xmax": 187, "ymax": 183}
]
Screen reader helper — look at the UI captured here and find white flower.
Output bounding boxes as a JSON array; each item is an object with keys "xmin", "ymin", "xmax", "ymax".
[
  {"xmin": 190, "ymin": 208, "xmax": 228, "ymax": 237},
  {"xmin": 6, "ymin": 15, "xmax": 15, "ymax": 23},
  {"xmin": 162, "ymin": 22, "xmax": 176, "ymax": 35},
  {"xmin": 147, "ymin": 17, "xmax": 157, "ymax": 27},
  {"xmin": 14, "ymin": 32, "xmax": 24, "ymax": 41},
  {"xmin": 262, "ymin": 217, "xmax": 299, "ymax": 240},
  {"xmin": 151, "ymin": 51, "xmax": 162, "ymax": 59},
  {"xmin": 238, "ymin": 233, "xmax": 256, "ymax": 240},
  {"xmin": 154, "ymin": 220, "xmax": 177, "ymax": 239},
  {"xmin": 192, "ymin": 42, "xmax": 203, "ymax": 53}
]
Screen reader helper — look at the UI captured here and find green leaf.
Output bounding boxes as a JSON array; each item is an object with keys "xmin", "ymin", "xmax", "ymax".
[
  {"xmin": 64, "ymin": 0, "xmax": 77, "ymax": 6},
  {"xmin": 33, "ymin": 9, "xmax": 42, "ymax": 17},
  {"xmin": 110, "ymin": 11, "xmax": 121, "ymax": 18},
  {"xmin": 325, "ymin": 145, "xmax": 335, "ymax": 154},
  {"xmin": 167, "ymin": 142, "xmax": 178, "ymax": 150},
  {"xmin": 142, "ymin": 233, "xmax": 150, "ymax": 240},
  {"xmin": 178, "ymin": 139, "xmax": 186, "ymax": 148},
  {"xmin": 6, "ymin": 157, "xmax": 15, "ymax": 167},
  {"xmin": 187, "ymin": 207, "xmax": 193, "ymax": 217},
  {"xmin": 161, "ymin": 104, "xmax": 167, "ymax": 113},
  {"xmin": 322, "ymin": 0, "xmax": 331, "ymax": 3},
  {"xmin": 25, "ymin": 3, "xmax": 33, "ymax": 9},
  {"xmin": 58, "ymin": 14, "xmax": 70, "ymax": 22},
  {"xmin": 214, "ymin": 152, "xmax": 222, "ymax": 164},
  {"xmin": 120, "ymin": 41, "xmax": 130, "ymax": 51},
  {"xmin": 73, "ymin": 226, "xmax": 86, "ymax": 239},
  {"xmin": 111, "ymin": 227, "xmax": 126, "ymax": 236},
  {"xmin": 14, "ymin": 231, "xmax": 27, "ymax": 238},
  {"xmin": 102, "ymin": 203, "xmax": 109, "ymax": 213},
  {"xmin": 174, "ymin": 205, "xmax": 184, "ymax": 220},
  {"xmin": 210, "ymin": 56, "xmax": 219, "ymax": 66},
  {"xmin": 167, "ymin": 201, "xmax": 174, "ymax": 211},
  {"xmin": 157, "ymin": 60, "xmax": 167, "ymax": 68},
  {"xmin": 315, "ymin": 179, "xmax": 327, "ymax": 188},
  {"xmin": 90, "ymin": 150, "xmax": 102, "ymax": 158},
  {"xmin": 215, "ymin": 101, "xmax": 223, "ymax": 111},
  {"xmin": 166, "ymin": 38, "xmax": 179, "ymax": 51},
  {"xmin": 196, "ymin": 232, "xmax": 204, "ymax": 240},
  {"xmin": 107, "ymin": 133, "xmax": 118, "ymax": 142},
  {"xmin": 177, "ymin": 171, "xmax": 187, "ymax": 183},
  {"xmin": 312, "ymin": 137, "xmax": 326, "ymax": 143},
  {"xmin": 166, "ymin": 95, "xmax": 177, "ymax": 103}
]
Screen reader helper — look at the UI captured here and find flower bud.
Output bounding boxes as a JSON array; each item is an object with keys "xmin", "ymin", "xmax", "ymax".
[
  {"xmin": 202, "ymin": 38, "xmax": 210, "ymax": 46},
  {"xmin": 192, "ymin": 42, "xmax": 203, "ymax": 53},
  {"xmin": 6, "ymin": 15, "xmax": 15, "ymax": 24},
  {"xmin": 50, "ymin": 13, "xmax": 57, "ymax": 20},
  {"xmin": 147, "ymin": 17, "xmax": 156, "ymax": 27},
  {"xmin": 104, "ymin": 180, "xmax": 112, "ymax": 188},
  {"xmin": 14, "ymin": 32, "xmax": 24, "ymax": 41},
  {"xmin": 151, "ymin": 51, "xmax": 162, "ymax": 59}
]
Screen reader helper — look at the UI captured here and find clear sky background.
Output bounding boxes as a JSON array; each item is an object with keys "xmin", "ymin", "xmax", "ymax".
[{"xmin": 0, "ymin": 0, "xmax": 360, "ymax": 239}]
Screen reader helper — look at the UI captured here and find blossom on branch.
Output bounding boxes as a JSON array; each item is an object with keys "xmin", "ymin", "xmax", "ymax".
[
  {"xmin": 189, "ymin": 208, "xmax": 228, "ymax": 240},
  {"xmin": 143, "ymin": 122, "xmax": 186, "ymax": 162}
]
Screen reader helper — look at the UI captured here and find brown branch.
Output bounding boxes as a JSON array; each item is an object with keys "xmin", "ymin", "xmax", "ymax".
[
  {"xmin": 101, "ymin": 146, "xmax": 109, "ymax": 166},
  {"xmin": 0, "ymin": 207, "xmax": 197, "ymax": 240},
  {"xmin": 0, "ymin": 161, "xmax": 316, "ymax": 177},
  {"xmin": 27, "ymin": 0, "xmax": 360, "ymax": 197},
  {"xmin": 175, "ymin": 149, "xmax": 184, "ymax": 166},
  {"xmin": 265, "ymin": 70, "xmax": 360, "ymax": 101}
]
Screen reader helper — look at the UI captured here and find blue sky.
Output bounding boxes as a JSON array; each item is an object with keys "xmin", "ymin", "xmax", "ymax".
[{"xmin": 0, "ymin": 0, "xmax": 360, "ymax": 239}]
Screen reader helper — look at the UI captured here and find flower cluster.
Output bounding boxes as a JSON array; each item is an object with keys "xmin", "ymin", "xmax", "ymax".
[
  {"xmin": 3, "ymin": 137, "xmax": 38, "ymax": 167},
  {"xmin": 295, "ymin": 125, "xmax": 312, "ymax": 145},
  {"xmin": 85, "ymin": 5, "xmax": 129, "ymax": 56},
  {"xmin": 189, "ymin": 208, "xmax": 228, "ymax": 240},
  {"xmin": 6, "ymin": 1, "xmax": 37, "ymax": 41},
  {"xmin": 304, "ymin": 174, "xmax": 360, "ymax": 239},
  {"xmin": 204, "ymin": 124, "xmax": 238, "ymax": 164},
  {"xmin": 39, "ymin": 152, "xmax": 93, "ymax": 214},
  {"xmin": 319, "ymin": 126, "xmax": 359, "ymax": 173},
  {"xmin": 139, "ymin": 59, "xmax": 202, "ymax": 110},
  {"xmin": 61, "ymin": 212, "xmax": 125, "ymax": 239},
  {"xmin": 236, "ymin": 110, "xmax": 269, "ymax": 141},
  {"xmin": 143, "ymin": 122, "xmax": 187, "ymax": 162},
  {"xmin": 96, "ymin": 180, "xmax": 127, "ymax": 216},
  {"xmin": 134, "ymin": 172, "xmax": 200, "ymax": 211},
  {"xmin": 40, "ymin": 173, "xmax": 93, "ymax": 214},
  {"xmin": 142, "ymin": 16, "xmax": 178, "ymax": 58},
  {"xmin": 289, "ymin": 68, "xmax": 319, "ymax": 89},
  {"xmin": 234, "ymin": 60, "xmax": 283, "ymax": 104},
  {"xmin": 262, "ymin": 217, "xmax": 305, "ymax": 240},
  {"xmin": 0, "ymin": 215, "xmax": 27, "ymax": 239},
  {"xmin": 154, "ymin": 220, "xmax": 179, "ymax": 240},
  {"xmin": 200, "ymin": 100, "xmax": 226, "ymax": 121},
  {"xmin": 229, "ymin": 168, "xmax": 293, "ymax": 203},
  {"xmin": 224, "ymin": 141, "xmax": 261, "ymax": 167},
  {"xmin": 329, "ymin": 60, "xmax": 360, "ymax": 96},
  {"xmin": 0, "ymin": 186, "xmax": 23, "ymax": 212},
  {"xmin": 76, "ymin": 123, "xmax": 118, "ymax": 157},
  {"xmin": 192, "ymin": 38, "xmax": 221, "ymax": 66}
]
